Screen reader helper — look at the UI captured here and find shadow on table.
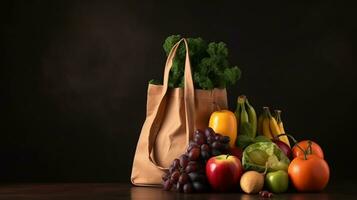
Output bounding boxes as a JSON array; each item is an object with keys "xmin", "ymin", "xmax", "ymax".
[{"xmin": 130, "ymin": 186, "xmax": 331, "ymax": 200}]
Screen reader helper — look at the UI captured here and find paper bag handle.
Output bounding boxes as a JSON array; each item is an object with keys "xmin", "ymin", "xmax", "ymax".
[{"xmin": 147, "ymin": 38, "xmax": 195, "ymax": 170}]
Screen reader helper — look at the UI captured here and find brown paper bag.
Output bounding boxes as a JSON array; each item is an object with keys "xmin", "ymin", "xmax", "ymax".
[{"xmin": 131, "ymin": 38, "xmax": 228, "ymax": 186}]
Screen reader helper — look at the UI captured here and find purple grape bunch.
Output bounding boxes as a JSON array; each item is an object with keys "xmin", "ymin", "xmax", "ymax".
[{"xmin": 162, "ymin": 127, "xmax": 230, "ymax": 193}]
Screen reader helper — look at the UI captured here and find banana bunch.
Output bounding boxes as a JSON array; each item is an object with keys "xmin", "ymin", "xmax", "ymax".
[
  {"xmin": 234, "ymin": 95, "xmax": 257, "ymax": 138},
  {"xmin": 258, "ymin": 107, "xmax": 291, "ymax": 147}
]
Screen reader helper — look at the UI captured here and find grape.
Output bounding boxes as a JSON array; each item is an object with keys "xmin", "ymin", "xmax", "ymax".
[
  {"xmin": 192, "ymin": 182, "xmax": 208, "ymax": 192},
  {"xmin": 188, "ymin": 172, "xmax": 205, "ymax": 182},
  {"xmin": 194, "ymin": 137, "xmax": 205, "ymax": 145},
  {"xmin": 188, "ymin": 161, "xmax": 199, "ymax": 168},
  {"xmin": 171, "ymin": 171, "xmax": 180, "ymax": 183},
  {"xmin": 211, "ymin": 141, "xmax": 222, "ymax": 149},
  {"xmin": 162, "ymin": 128, "xmax": 231, "ymax": 193},
  {"xmin": 259, "ymin": 190, "xmax": 273, "ymax": 198},
  {"xmin": 163, "ymin": 180, "xmax": 172, "ymax": 190},
  {"xmin": 187, "ymin": 172, "xmax": 198, "ymax": 181},
  {"xmin": 220, "ymin": 136, "xmax": 230, "ymax": 143},
  {"xmin": 162, "ymin": 173, "xmax": 169, "ymax": 181},
  {"xmin": 214, "ymin": 134, "xmax": 221, "ymax": 141},
  {"xmin": 178, "ymin": 173, "xmax": 189, "ymax": 184},
  {"xmin": 187, "ymin": 142, "xmax": 199, "ymax": 152},
  {"xmin": 194, "ymin": 131, "xmax": 204, "ymax": 139},
  {"xmin": 200, "ymin": 144, "xmax": 210, "ymax": 152},
  {"xmin": 206, "ymin": 136, "xmax": 214, "ymax": 144},
  {"xmin": 169, "ymin": 166, "xmax": 175, "ymax": 174},
  {"xmin": 189, "ymin": 140, "xmax": 196, "ymax": 146},
  {"xmin": 172, "ymin": 159, "xmax": 180, "ymax": 168},
  {"xmin": 179, "ymin": 155, "xmax": 189, "ymax": 168},
  {"xmin": 201, "ymin": 150, "xmax": 210, "ymax": 160},
  {"xmin": 176, "ymin": 183, "xmax": 183, "ymax": 192},
  {"xmin": 194, "ymin": 129, "xmax": 204, "ymax": 134},
  {"xmin": 185, "ymin": 163, "xmax": 197, "ymax": 173},
  {"xmin": 194, "ymin": 129, "xmax": 204, "ymax": 138},
  {"xmin": 204, "ymin": 127, "xmax": 214, "ymax": 137},
  {"xmin": 188, "ymin": 147, "xmax": 200, "ymax": 161},
  {"xmin": 183, "ymin": 183, "xmax": 193, "ymax": 193},
  {"xmin": 194, "ymin": 131, "xmax": 206, "ymax": 145},
  {"xmin": 211, "ymin": 149, "xmax": 221, "ymax": 156}
]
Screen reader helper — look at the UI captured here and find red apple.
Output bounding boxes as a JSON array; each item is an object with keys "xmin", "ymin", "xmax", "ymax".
[
  {"xmin": 230, "ymin": 146, "xmax": 243, "ymax": 160},
  {"xmin": 206, "ymin": 154, "xmax": 243, "ymax": 192}
]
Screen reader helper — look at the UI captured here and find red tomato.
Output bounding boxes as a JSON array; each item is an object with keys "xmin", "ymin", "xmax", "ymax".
[
  {"xmin": 292, "ymin": 140, "xmax": 324, "ymax": 159},
  {"xmin": 288, "ymin": 154, "xmax": 330, "ymax": 192}
]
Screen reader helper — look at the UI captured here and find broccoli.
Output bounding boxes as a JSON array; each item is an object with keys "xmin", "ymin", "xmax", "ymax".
[{"xmin": 150, "ymin": 35, "xmax": 241, "ymax": 90}]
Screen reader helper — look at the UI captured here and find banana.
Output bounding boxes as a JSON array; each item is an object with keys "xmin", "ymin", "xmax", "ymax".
[
  {"xmin": 274, "ymin": 110, "xmax": 290, "ymax": 147},
  {"xmin": 274, "ymin": 110, "xmax": 284, "ymax": 133},
  {"xmin": 234, "ymin": 97, "xmax": 241, "ymax": 135},
  {"xmin": 262, "ymin": 107, "xmax": 273, "ymax": 139},
  {"xmin": 268, "ymin": 110, "xmax": 281, "ymax": 139},
  {"xmin": 235, "ymin": 95, "xmax": 258, "ymax": 140},
  {"xmin": 245, "ymin": 98, "xmax": 257, "ymax": 137},
  {"xmin": 278, "ymin": 121, "xmax": 285, "ymax": 134},
  {"xmin": 240, "ymin": 100, "xmax": 249, "ymax": 125}
]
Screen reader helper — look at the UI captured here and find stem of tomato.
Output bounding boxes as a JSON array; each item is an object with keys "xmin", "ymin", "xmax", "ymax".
[
  {"xmin": 307, "ymin": 140, "xmax": 312, "ymax": 154},
  {"xmin": 302, "ymin": 147, "xmax": 307, "ymax": 160},
  {"xmin": 275, "ymin": 133, "xmax": 308, "ymax": 160},
  {"xmin": 226, "ymin": 154, "xmax": 230, "ymax": 159}
]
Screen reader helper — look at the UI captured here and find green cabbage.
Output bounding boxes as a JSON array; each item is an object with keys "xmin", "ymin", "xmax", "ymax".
[{"xmin": 242, "ymin": 142, "xmax": 290, "ymax": 172}]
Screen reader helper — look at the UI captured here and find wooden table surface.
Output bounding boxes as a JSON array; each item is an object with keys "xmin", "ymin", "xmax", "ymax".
[{"xmin": 0, "ymin": 182, "xmax": 355, "ymax": 200}]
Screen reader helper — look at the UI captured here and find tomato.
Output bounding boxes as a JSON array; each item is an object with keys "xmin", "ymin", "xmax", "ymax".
[
  {"xmin": 292, "ymin": 140, "xmax": 324, "ymax": 159},
  {"xmin": 288, "ymin": 154, "xmax": 329, "ymax": 192}
]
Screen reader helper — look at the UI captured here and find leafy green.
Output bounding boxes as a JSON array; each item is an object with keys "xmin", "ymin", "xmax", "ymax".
[
  {"xmin": 236, "ymin": 134, "xmax": 271, "ymax": 149},
  {"xmin": 242, "ymin": 142, "xmax": 290, "ymax": 172},
  {"xmin": 150, "ymin": 35, "xmax": 241, "ymax": 89},
  {"xmin": 148, "ymin": 79, "xmax": 162, "ymax": 85}
]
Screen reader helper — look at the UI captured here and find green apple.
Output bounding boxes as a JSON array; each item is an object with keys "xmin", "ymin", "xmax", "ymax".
[{"xmin": 265, "ymin": 170, "xmax": 289, "ymax": 193}]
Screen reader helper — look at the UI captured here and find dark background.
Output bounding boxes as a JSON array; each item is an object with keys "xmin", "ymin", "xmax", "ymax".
[{"xmin": 1, "ymin": 0, "xmax": 356, "ymax": 183}]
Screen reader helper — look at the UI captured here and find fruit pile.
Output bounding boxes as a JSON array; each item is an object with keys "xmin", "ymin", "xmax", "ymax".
[
  {"xmin": 162, "ymin": 128, "xmax": 231, "ymax": 193},
  {"xmin": 162, "ymin": 95, "xmax": 330, "ymax": 196}
]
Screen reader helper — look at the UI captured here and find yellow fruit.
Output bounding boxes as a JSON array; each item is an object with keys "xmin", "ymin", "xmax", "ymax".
[
  {"xmin": 269, "ymin": 116, "xmax": 281, "ymax": 138},
  {"xmin": 262, "ymin": 117, "xmax": 273, "ymax": 139},
  {"xmin": 277, "ymin": 122, "xmax": 290, "ymax": 147},
  {"xmin": 274, "ymin": 110, "xmax": 291, "ymax": 147},
  {"xmin": 209, "ymin": 110, "xmax": 237, "ymax": 147}
]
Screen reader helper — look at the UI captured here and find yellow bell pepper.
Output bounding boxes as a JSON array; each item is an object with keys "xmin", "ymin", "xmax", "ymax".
[{"xmin": 209, "ymin": 110, "xmax": 237, "ymax": 147}]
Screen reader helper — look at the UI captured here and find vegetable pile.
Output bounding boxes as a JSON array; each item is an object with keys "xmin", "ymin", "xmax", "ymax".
[
  {"xmin": 155, "ymin": 35, "xmax": 330, "ymax": 196},
  {"xmin": 150, "ymin": 35, "xmax": 241, "ymax": 89}
]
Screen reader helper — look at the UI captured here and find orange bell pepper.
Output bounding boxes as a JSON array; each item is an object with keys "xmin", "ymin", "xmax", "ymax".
[{"xmin": 209, "ymin": 110, "xmax": 237, "ymax": 147}]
